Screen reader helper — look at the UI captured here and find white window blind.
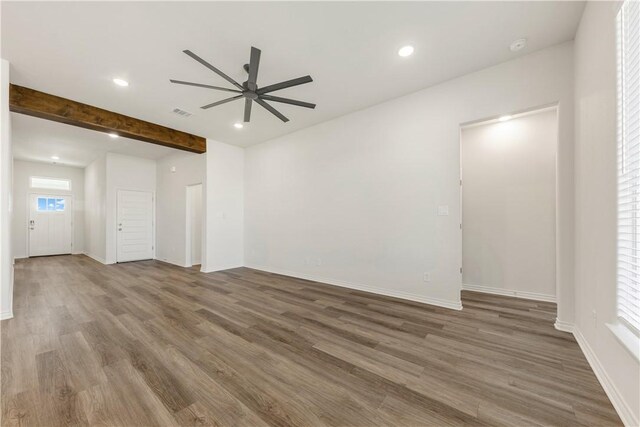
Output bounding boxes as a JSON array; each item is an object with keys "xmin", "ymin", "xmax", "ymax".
[{"xmin": 617, "ymin": 0, "xmax": 640, "ymax": 335}]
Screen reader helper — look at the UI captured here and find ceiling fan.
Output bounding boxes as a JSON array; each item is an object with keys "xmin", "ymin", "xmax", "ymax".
[{"xmin": 170, "ymin": 47, "xmax": 315, "ymax": 123}]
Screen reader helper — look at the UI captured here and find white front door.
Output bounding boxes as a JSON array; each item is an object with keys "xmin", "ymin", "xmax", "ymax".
[
  {"xmin": 116, "ymin": 190, "xmax": 153, "ymax": 263},
  {"xmin": 29, "ymin": 194, "xmax": 73, "ymax": 257}
]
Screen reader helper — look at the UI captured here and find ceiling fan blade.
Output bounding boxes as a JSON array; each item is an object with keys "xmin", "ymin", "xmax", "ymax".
[
  {"xmin": 247, "ymin": 47, "xmax": 261, "ymax": 91},
  {"xmin": 201, "ymin": 94, "xmax": 243, "ymax": 109},
  {"xmin": 170, "ymin": 79, "xmax": 242, "ymax": 93},
  {"xmin": 244, "ymin": 98, "xmax": 252, "ymax": 122},
  {"xmin": 255, "ymin": 99, "xmax": 289, "ymax": 122},
  {"xmin": 183, "ymin": 50, "xmax": 244, "ymax": 90},
  {"xmin": 257, "ymin": 75, "xmax": 313, "ymax": 95},
  {"xmin": 259, "ymin": 94, "xmax": 316, "ymax": 109}
]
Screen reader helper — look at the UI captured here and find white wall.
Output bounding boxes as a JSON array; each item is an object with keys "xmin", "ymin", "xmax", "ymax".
[
  {"xmin": 204, "ymin": 139, "xmax": 244, "ymax": 272},
  {"xmin": 105, "ymin": 153, "xmax": 156, "ymax": 264},
  {"xmin": 156, "ymin": 151, "xmax": 205, "ymax": 267},
  {"xmin": 0, "ymin": 58, "xmax": 13, "ymax": 320},
  {"xmin": 462, "ymin": 109, "xmax": 557, "ymax": 301},
  {"xmin": 84, "ymin": 155, "xmax": 106, "ymax": 263},
  {"xmin": 12, "ymin": 160, "xmax": 85, "ymax": 258},
  {"xmin": 245, "ymin": 42, "xmax": 574, "ymax": 311},
  {"xmin": 573, "ymin": 2, "xmax": 639, "ymax": 426}
]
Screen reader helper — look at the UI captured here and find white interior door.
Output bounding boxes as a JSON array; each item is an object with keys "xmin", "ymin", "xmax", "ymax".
[
  {"xmin": 29, "ymin": 194, "xmax": 73, "ymax": 257},
  {"xmin": 117, "ymin": 190, "xmax": 153, "ymax": 263}
]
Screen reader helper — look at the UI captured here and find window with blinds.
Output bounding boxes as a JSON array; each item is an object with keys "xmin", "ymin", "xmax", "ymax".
[{"xmin": 617, "ymin": 0, "xmax": 640, "ymax": 335}]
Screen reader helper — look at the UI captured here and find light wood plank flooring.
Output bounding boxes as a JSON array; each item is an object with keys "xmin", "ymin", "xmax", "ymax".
[{"xmin": 1, "ymin": 255, "xmax": 622, "ymax": 426}]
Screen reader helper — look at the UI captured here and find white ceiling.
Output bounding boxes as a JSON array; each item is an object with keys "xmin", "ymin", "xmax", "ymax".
[
  {"xmin": 2, "ymin": 2, "xmax": 585, "ymax": 148},
  {"xmin": 11, "ymin": 113, "xmax": 174, "ymax": 167}
]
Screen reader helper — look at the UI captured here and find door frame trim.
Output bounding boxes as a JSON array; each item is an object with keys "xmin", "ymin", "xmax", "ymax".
[
  {"xmin": 115, "ymin": 188, "xmax": 155, "ymax": 263},
  {"xmin": 27, "ymin": 192, "xmax": 74, "ymax": 257},
  {"xmin": 185, "ymin": 183, "xmax": 203, "ymax": 268},
  {"xmin": 458, "ymin": 103, "xmax": 559, "ymax": 309}
]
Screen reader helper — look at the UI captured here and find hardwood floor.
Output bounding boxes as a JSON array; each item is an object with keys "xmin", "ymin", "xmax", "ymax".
[{"xmin": 1, "ymin": 255, "xmax": 622, "ymax": 426}]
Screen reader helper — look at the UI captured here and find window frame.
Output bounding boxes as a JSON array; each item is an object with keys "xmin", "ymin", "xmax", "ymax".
[
  {"xmin": 29, "ymin": 176, "xmax": 72, "ymax": 191},
  {"xmin": 611, "ymin": 0, "xmax": 640, "ymax": 363},
  {"xmin": 35, "ymin": 196, "xmax": 67, "ymax": 213}
]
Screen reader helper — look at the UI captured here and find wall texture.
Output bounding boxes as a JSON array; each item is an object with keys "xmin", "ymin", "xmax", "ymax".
[
  {"xmin": 573, "ymin": 2, "xmax": 639, "ymax": 425},
  {"xmin": 245, "ymin": 42, "xmax": 574, "ymax": 311},
  {"xmin": 156, "ymin": 151, "xmax": 205, "ymax": 267},
  {"xmin": 462, "ymin": 109, "xmax": 557, "ymax": 301},
  {"xmin": 84, "ymin": 155, "xmax": 106, "ymax": 263},
  {"xmin": 12, "ymin": 160, "xmax": 85, "ymax": 258}
]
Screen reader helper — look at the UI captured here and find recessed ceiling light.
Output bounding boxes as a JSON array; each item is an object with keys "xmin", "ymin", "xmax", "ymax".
[
  {"xmin": 51, "ymin": 155, "xmax": 59, "ymax": 160},
  {"xmin": 499, "ymin": 115, "xmax": 513, "ymax": 122},
  {"xmin": 509, "ymin": 38, "xmax": 527, "ymax": 52},
  {"xmin": 108, "ymin": 132, "xmax": 119, "ymax": 138},
  {"xmin": 398, "ymin": 45, "xmax": 414, "ymax": 57},
  {"xmin": 112, "ymin": 78, "xmax": 129, "ymax": 87},
  {"xmin": 233, "ymin": 122, "xmax": 244, "ymax": 129}
]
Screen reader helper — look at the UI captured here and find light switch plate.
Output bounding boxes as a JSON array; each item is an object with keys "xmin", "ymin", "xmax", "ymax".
[{"xmin": 437, "ymin": 205, "xmax": 449, "ymax": 216}]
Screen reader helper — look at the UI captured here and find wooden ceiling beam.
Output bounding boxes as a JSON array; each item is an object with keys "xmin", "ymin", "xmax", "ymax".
[{"xmin": 9, "ymin": 84, "xmax": 206, "ymax": 154}]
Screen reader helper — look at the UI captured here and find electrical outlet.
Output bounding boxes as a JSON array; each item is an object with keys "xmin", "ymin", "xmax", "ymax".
[
  {"xmin": 423, "ymin": 273, "xmax": 431, "ymax": 282},
  {"xmin": 437, "ymin": 205, "xmax": 449, "ymax": 216}
]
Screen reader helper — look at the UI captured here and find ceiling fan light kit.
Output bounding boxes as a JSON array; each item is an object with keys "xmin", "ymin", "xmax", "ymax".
[{"xmin": 170, "ymin": 46, "xmax": 316, "ymax": 124}]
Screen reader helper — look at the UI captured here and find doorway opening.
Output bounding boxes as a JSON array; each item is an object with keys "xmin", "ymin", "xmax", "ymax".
[
  {"xmin": 460, "ymin": 106, "xmax": 558, "ymax": 302},
  {"xmin": 186, "ymin": 183, "xmax": 203, "ymax": 268}
]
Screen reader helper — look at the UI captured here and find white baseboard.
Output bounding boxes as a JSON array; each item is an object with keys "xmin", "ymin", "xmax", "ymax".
[
  {"xmin": 462, "ymin": 283, "xmax": 556, "ymax": 303},
  {"xmin": 82, "ymin": 252, "xmax": 106, "ymax": 264},
  {"xmin": 573, "ymin": 327, "xmax": 638, "ymax": 427},
  {"xmin": 155, "ymin": 258, "xmax": 190, "ymax": 268},
  {"xmin": 245, "ymin": 264, "xmax": 463, "ymax": 311},
  {"xmin": 201, "ymin": 264, "xmax": 245, "ymax": 273},
  {"xmin": 0, "ymin": 311, "xmax": 13, "ymax": 320},
  {"xmin": 554, "ymin": 318, "xmax": 574, "ymax": 333}
]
